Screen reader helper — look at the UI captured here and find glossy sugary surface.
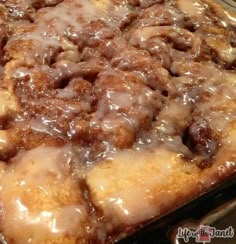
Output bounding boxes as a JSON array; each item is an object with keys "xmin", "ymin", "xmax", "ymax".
[{"xmin": 0, "ymin": 0, "xmax": 235, "ymax": 243}]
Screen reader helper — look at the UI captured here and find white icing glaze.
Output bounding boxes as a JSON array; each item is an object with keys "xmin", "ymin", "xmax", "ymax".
[
  {"xmin": 7, "ymin": 0, "xmax": 132, "ymax": 62},
  {"xmin": 87, "ymin": 147, "xmax": 201, "ymax": 225},
  {"xmin": 0, "ymin": 147, "xmax": 92, "ymax": 243},
  {"xmin": 0, "ymin": 89, "xmax": 18, "ymax": 117},
  {"xmin": 177, "ymin": 0, "xmax": 206, "ymax": 17},
  {"xmin": 93, "ymin": 69, "xmax": 159, "ymax": 138},
  {"xmin": 0, "ymin": 0, "xmax": 235, "ymax": 242}
]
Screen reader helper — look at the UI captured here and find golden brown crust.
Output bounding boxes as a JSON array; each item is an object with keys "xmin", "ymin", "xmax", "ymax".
[
  {"xmin": 201, "ymin": 0, "xmax": 236, "ymax": 27},
  {"xmin": 0, "ymin": 0, "xmax": 235, "ymax": 243}
]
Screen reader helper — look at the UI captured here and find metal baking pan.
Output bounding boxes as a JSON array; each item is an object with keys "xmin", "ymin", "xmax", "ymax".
[
  {"xmin": 118, "ymin": 176, "xmax": 236, "ymax": 244},
  {"xmin": 118, "ymin": 1, "xmax": 236, "ymax": 243},
  {"xmin": 215, "ymin": 0, "xmax": 236, "ymax": 10}
]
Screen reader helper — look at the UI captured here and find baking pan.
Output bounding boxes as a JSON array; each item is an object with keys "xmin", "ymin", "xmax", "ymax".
[
  {"xmin": 118, "ymin": 175, "xmax": 236, "ymax": 244},
  {"xmin": 169, "ymin": 197, "xmax": 236, "ymax": 244},
  {"xmin": 0, "ymin": 1, "xmax": 234, "ymax": 243},
  {"xmin": 215, "ymin": 0, "xmax": 236, "ymax": 10}
]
